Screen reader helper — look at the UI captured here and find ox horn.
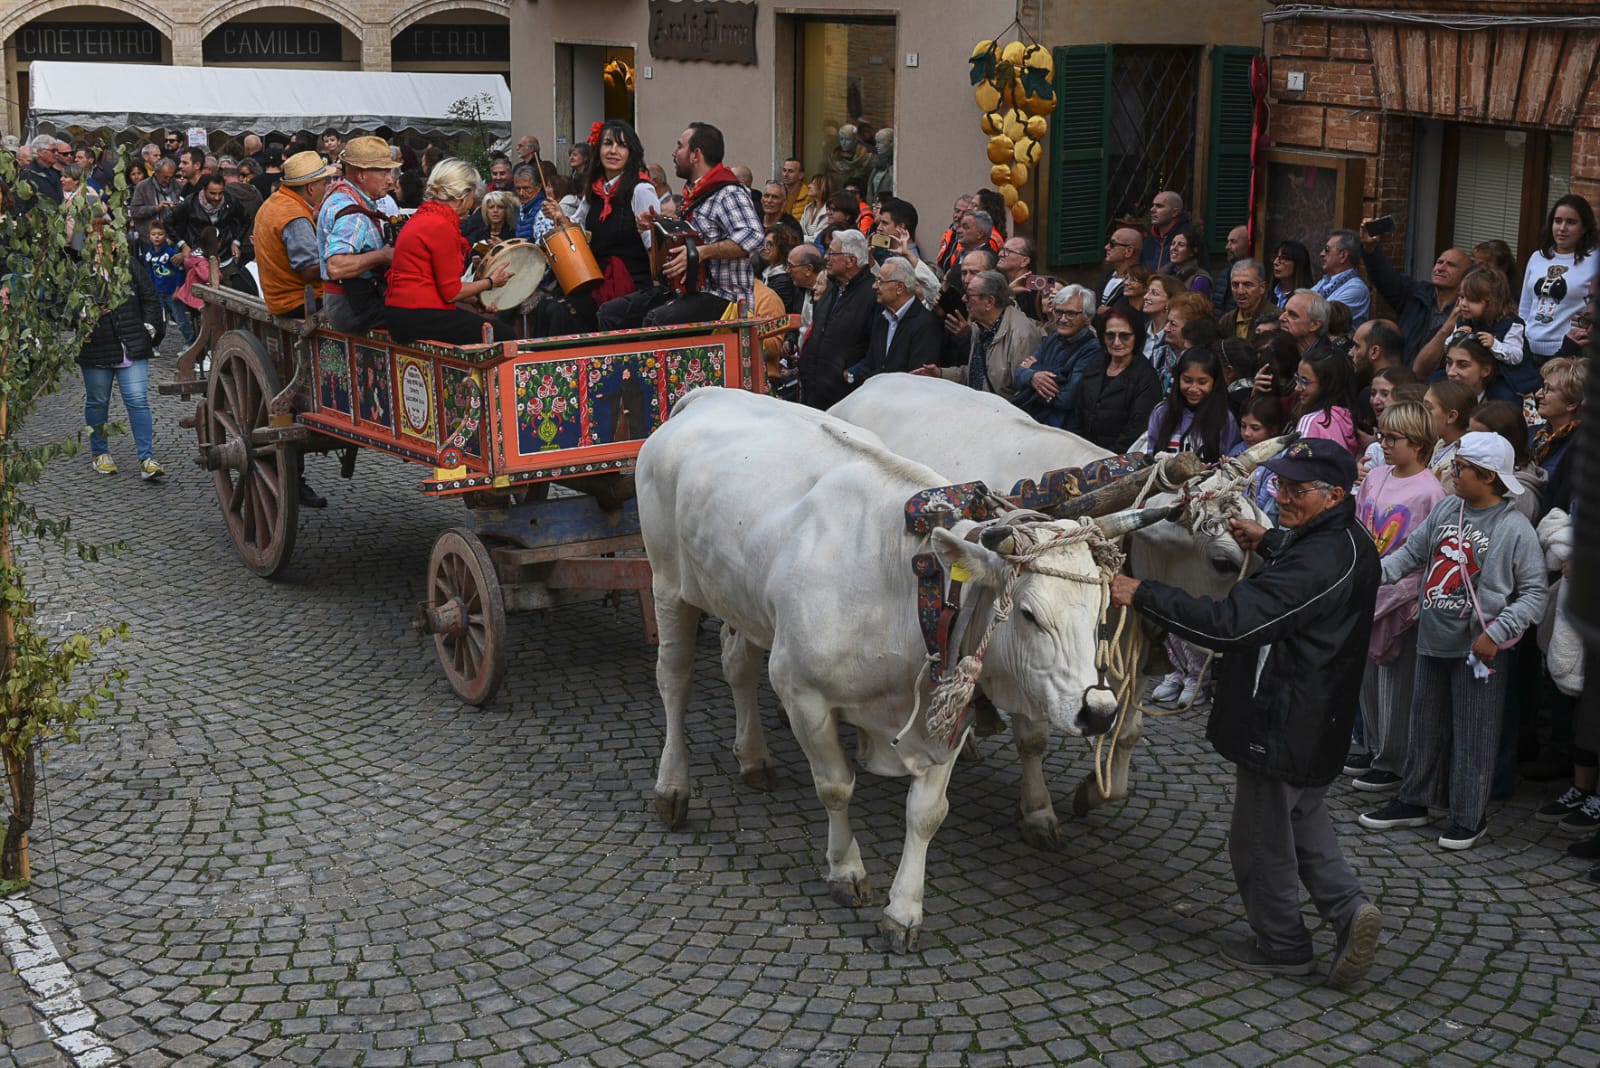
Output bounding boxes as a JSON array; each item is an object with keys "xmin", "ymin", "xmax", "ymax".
[
  {"xmin": 1092, "ymin": 506, "xmax": 1180, "ymax": 537},
  {"xmin": 1236, "ymin": 434, "xmax": 1294, "ymax": 473}
]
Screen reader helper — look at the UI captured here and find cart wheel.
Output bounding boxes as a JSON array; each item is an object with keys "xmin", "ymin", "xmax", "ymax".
[
  {"xmin": 204, "ymin": 330, "xmax": 299, "ymax": 578},
  {"xmin": 424, "ymin": 528, "xmax": 508, "ymax": 705}
]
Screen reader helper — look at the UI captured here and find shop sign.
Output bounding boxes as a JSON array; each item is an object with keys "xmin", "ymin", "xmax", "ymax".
[
  {"xmin": 648, "ymin": 0, "xmax": 757, "ymax": 65},
  {"xmin": 392, "ymin": 24, "xmax": 511, "ymax": 63},
  {"xmin": 203, "ymin": 23, "xmax": 341, "ymax": 64},
  {"xmin": 15, "ymin": 22, "xmax": 162, "ymax": 63}
]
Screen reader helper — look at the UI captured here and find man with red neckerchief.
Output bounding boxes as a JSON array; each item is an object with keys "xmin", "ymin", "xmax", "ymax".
[{"xmin": 597, "ymin": 122, "xmax": 763, "ymax": 330}]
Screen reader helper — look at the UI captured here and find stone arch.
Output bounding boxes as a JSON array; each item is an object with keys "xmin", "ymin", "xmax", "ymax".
[
  {"xmin": 199, "ymin": 1, "xmax": 363, "ymax": 40},
  {"xmin": 1, "ymin": 0, "xmax": 173, "ymax": 48},
  {"xmin": 390, "ymin": 0, "xmax": 509, "ymax": 37}
]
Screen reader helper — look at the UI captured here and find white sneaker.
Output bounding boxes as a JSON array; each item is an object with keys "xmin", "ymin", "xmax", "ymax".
[
  {"xmin": 1149, "ymin": 678, "xmax": 1182, "ymax": 705},
  {"xmin": 1177, "ymin": 681, "xmax": 1204, "ymax": 708}
]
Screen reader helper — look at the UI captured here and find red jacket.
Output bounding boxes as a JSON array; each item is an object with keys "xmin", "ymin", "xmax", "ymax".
[{"xmin": 386, "ymin": 200, "xmax": 468, "ymax": 310}]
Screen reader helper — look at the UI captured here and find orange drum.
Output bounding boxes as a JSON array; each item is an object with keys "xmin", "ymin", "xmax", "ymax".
[{"xmin": 539, "ymin": 223, "xmax": 604, "ymax": 295}]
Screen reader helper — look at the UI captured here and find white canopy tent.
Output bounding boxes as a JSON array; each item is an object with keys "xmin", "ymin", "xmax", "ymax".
[{"xmin": 25, "ymin": 62, "xmax": 512, "ymax": 140}]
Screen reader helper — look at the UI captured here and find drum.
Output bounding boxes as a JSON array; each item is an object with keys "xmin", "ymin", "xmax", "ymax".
[
  {"xmin": 474, "ymin": 239, "xmax": 548, "ymax": 311},
  {"xmin": 540, "ymin": 223, "xmax": 604, "ymax": 296}
]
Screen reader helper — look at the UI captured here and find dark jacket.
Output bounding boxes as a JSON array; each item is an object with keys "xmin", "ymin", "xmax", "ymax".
[
  {"xmin": 1012, "ymin": 327, "xmax": 1103, "ymax": 431},
  {"xmin": 169, "ymin": 188, "xmax": 250, "ymax": 254},
  {"xmin": 861, "ymin": 297, "xmax": 940, "ymax": 378},
  {"xmin": 1141, "ymin": 211, "xmax": 1196, "ymax": 271},
  {"xmin": 76, "ymin": 254, "xmax": 164, "ymax": 368},
  {"xmin": 15, "ymin": 162, "xmax": 63, "ymax": 211},
  {"xmin": 1132, "ymin": 496, "xmax": 1380, "ymax": 787},
  {"xmin": 1076, "ymin": 352, "xmax": 1160, "ymax": 453},
  {"xmin": 1361, "ymin": 244, "xmax": 1452, "ymax": 361},
  {"xmin": 799, "ymin": 268, "xmax": 876, "ymax": 409}
]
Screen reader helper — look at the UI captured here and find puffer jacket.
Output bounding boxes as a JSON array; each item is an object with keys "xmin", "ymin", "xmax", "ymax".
[
  {"xmin": 1133, "ymin": 496, "xmax": 1380, "ymax": 787},
  {"xmin": 75, "ymin": 253, "xmax": 164, "ymax": 369}
]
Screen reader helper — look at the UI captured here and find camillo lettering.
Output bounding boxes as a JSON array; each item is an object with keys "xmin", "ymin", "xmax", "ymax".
[{"xmin": 220, "ymin": 27, "xmax": 323, "ymax": 57}]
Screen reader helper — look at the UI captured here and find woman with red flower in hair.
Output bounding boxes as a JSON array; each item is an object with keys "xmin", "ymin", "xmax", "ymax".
[{"xmin": 538, "ymin": 120, "xmax": 661, "ymax": 333}]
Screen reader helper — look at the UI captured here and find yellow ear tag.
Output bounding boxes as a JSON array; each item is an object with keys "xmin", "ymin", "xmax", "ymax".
[{"xmin": 948, "ymin": 560, "xmax": 974, "ymax": 583}]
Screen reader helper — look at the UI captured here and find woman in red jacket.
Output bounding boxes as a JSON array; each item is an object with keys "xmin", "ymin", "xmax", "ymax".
[{"xmin": 385, "ymin": 158, "xmax": 514, "ymax": 345}]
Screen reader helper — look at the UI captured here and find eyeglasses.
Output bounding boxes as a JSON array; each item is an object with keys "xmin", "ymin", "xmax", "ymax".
[
  {"xmin": 1292, "ymin": 374, "xmax": 1312, "ymax": 389},
  {"xmin": 1054, "ymin": 309, "xmax": 1086, "ymax": 319},
  {"xmin": 824, "ymin": 249, "xmax": 848, "ymax": 258},
  {"xmin": 1377, "ymin": 433, "xmax": 1406, "ymax": 446},
  {"xmin": 1450, "ymin": 459, "xmax": 1488, "ymax": 477},
  {"xmin": 1275, "ymin": 482, "xmax": 1328, "ymax": 501},
  {"xmin": 1272, "ymin": 251, "xmax": 1290, "ymax": 261},
  {"xmin": 1103, "ymin": 331, "xmax": 1135, "ymax": 341},
  {"xmin": 1106, "ymin": 240, "xmax": 1136, "ymax": 250}
]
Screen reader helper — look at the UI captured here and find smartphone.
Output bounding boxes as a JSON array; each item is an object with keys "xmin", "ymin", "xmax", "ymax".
[
  {"xmin": 937, "ymin": 285, "xmax": 966, "ymax": 317},
  {"xmin": 869, "ymin": 232, "xmax": 895, "ymax": 250},
  {"xmin": 1364, "ymin": 215, "xmax": 1396, "ymax": 238}
]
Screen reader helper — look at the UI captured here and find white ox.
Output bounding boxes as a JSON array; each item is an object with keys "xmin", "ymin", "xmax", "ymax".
[
  {"xmin": 638, "ymin": 388, "xmax": 1157, "ymax": 950},
  {"xmin": 830, "ymin": 374, "xmax": 1282, "ymax": 817}
]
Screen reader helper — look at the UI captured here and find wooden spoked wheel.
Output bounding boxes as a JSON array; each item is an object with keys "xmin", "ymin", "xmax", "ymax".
[
  {"xmin": 203, "ymin": 330, "xmax": 299, "ymax": 578},
  {"xmin": 423, "ymin": 528, "xmax": 508, "ymax": 705}
]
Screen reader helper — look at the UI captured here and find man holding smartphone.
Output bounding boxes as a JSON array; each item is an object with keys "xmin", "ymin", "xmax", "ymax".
[{"xmin": 1359, "ymin": 216, "xmax": 1472, "ymax": 362}]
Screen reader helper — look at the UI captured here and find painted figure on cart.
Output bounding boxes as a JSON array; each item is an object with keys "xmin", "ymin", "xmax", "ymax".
[{"xmin": 356, "ymin": 347, "xmax": 393, "ymax": 429}]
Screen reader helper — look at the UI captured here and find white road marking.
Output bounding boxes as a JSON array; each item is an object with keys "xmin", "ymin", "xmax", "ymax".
[{"xmin": 0, "ymin": 896, "xmax": 116, "ymax": 1067}]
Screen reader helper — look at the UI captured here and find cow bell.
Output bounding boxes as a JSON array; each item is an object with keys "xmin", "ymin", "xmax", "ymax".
[{"xmin": 1091, "ymin": 505, "xmax": 1180, "ymax": 537}]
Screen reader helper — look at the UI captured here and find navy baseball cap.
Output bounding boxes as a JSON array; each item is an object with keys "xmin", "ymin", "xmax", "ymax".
[{"xmin": 1260, "ymin": 437, "xmax": 1357, "ymax": 490}]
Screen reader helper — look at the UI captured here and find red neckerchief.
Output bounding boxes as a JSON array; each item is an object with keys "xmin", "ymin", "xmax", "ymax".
[
  {"xmin": 680, "ymin": 163, "xmax": 740, "ymax": 223},
  {"xmin": 591, "ymin": 171, "xmax": 650, "ymax": 222}
]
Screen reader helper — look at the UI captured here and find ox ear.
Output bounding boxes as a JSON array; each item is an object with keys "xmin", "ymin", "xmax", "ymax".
[{"xmin": 931, "ymin": 527, "xmax": 1006, "ymax": 588}]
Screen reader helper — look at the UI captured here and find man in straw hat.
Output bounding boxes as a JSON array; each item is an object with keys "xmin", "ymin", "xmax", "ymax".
[
  {"xmin": 1110, "ymin": 438, "xmax": 1384, "ymax": 989},
  {"xmin": 317, "ymin": 135, "xmax": 401, "ymax": 335},
  {"xmin": 253, "ymin": 151, "xmax": 333, "ymax": 318}
]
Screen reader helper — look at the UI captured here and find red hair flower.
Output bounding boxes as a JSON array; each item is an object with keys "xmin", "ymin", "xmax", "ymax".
[{"xmin": 587, "ymin": 121, "xmax": 603, "ymax": 146}]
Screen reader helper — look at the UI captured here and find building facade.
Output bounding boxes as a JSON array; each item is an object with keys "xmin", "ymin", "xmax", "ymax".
[
  {"xmin": 1261, "ymin": 0, "xmax": 1600, "ymax": 277},
  {"xmin": 1, "ymin": 1, "xmax": 512, "ymax": 135},
  {"xmin": 508, "ymin": 0, "xmax": 1269, "ymax": 268}
]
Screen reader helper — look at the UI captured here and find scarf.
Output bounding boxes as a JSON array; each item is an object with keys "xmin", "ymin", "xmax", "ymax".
[
  {"xmin": 591, "ymin": 171, "xmax": 650, "ymax": 222},
  {"xmin": 1531, "ymin": 418, "xmax": 1579, "ymax": 466},
  {"xmin": 680, "ymin": 163, "xmax": 741, "ymax": 223}
]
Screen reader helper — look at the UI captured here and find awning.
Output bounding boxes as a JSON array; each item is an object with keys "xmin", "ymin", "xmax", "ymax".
[{"xmin": 25, "ymin": 61, "xmax": 512, "ymax": 139}]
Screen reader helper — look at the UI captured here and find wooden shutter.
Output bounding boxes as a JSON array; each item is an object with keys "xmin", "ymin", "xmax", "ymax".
[
  {"xmin": 1048, "ymin": 45, "xmax": 1111, "ymax": 266},
  {"xmin": 1205, "ymin": 45, "xmax": 1258, "ymax": 256}
]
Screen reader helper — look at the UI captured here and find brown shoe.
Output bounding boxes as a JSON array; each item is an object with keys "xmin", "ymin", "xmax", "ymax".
[{"xmin": 1327, "ymin": 903, "xmax": 1382, "ymax": 988}]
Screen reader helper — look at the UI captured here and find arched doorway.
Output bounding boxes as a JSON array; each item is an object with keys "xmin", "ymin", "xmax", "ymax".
[
  {"xmin": 202, "ymin": 8, "xmax": 358, "ymax": 71},
  {"xmin": 391, "ymin": 10, "xmax": 511, "ymax": 84},
  {"xmin": 4, "ymin": 5, "xmax": 169, "ymax": 132}
]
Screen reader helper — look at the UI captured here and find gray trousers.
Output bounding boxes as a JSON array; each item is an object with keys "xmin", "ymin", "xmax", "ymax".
[
  {"xmin": 1400, "ymin": 651, "xmax": 1507, "ymax": 830},
  {"xmin": 1359, "ymin": 628, "xmax": 1419, "ymax": 776},
  {"xmin": 1231, "ymin": 766, "xmax": 1369, "ymax": 958}
]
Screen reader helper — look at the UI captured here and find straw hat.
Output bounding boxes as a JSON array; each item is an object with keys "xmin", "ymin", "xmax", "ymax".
[
  {"xmin": 281, "ymin": 151, "xmax": 334, "ymax": 186},
  {"xmin": 340, "ymin": 136, "xmax": 402, "ymax": 171}
]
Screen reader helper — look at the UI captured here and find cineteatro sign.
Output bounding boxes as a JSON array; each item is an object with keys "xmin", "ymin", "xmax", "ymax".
[
  {"xmin": 15, "ymin": 22, "xmax": 162, "ymax": 62},
  {"xmin": 203, "ymin": 23, "xmax": 342, "ymax": 63}
]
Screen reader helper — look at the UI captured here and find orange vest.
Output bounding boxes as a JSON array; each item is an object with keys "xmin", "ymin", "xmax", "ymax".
[{"xmin": 253, "ymin": 186, "xmax": 323, "ymax": 314}]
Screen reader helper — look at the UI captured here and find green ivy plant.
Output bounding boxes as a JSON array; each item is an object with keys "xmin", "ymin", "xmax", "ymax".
[{"xmin": 0, "ymin": 145, "xmax": 133, "ymax": 883}]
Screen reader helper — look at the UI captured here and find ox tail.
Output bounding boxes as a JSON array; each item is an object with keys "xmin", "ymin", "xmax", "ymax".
[{"xmin": 817, "ymin": 421, "xmax": 946, "ymax": 487}]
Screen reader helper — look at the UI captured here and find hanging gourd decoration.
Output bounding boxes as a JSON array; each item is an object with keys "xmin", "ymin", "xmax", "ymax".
[{"xmin": 971, "ymin": 35, "xmax": 1055, "ymax": 228}]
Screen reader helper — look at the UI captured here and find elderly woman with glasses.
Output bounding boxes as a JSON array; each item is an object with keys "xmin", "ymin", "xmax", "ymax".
[
  {"xmin": 1011, "ymin": 285, "xmax": 1103, "ymax": 431},
  {"xmin": 1078, "ymin": 307, "xmax": 1160, "ymax": 453}
]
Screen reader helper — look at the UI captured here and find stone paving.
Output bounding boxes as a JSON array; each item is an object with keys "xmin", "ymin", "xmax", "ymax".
[{"xmin": 2, "ymin": 341, "xmax": 1599, "ymax": 1066}]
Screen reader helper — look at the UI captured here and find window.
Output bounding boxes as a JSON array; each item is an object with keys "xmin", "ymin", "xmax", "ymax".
[
  {"xmin": 1453, "ymin": 126, "xmax": 1526, "ymax": 259},
  {"xmin": 795, "ymin": 19, "xmax": 896, "ymax": 188}
]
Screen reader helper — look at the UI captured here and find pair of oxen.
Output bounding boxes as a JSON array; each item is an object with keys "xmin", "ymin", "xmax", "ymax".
[{"xmin": 637, "ymin": 375, "xmax": 1287, "ymax": 951}]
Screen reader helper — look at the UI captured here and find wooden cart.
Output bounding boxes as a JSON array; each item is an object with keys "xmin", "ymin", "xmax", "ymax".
[{"xmin": 164, "ymin": 282, "xmax": 775, "ymax": 704}]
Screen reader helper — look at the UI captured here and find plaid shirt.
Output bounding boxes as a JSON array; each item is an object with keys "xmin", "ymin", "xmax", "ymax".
[{"xmin": 687, "ymin": 180, "xmax": 763, "ymax": 306}]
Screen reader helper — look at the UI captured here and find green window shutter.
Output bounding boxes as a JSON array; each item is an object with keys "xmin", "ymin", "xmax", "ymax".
[
  {"xmin": 1048, "ymin": 45, "xmax": 1111, "ymax": 267},
  {"xmin": 1206, "ymin": 45, "xmax": 1259, "ymax": 256}
]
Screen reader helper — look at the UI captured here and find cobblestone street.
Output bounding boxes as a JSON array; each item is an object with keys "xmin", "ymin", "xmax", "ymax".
[{"xmin": 1, "ymin": 345, "xmax": 1598, "ymax": 1067}]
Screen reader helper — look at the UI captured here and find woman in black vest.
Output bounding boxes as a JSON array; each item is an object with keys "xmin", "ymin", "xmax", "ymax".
[{"xmin": 540, "ymin": 120, "xmax": 660, "ymax": 334}]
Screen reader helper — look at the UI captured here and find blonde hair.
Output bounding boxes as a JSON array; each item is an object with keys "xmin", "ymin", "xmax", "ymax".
[
  {"xmin": 1379, "ymin": 400, "xmax": 1436, "ymax": 461},
  {"xmin": 1541, "ymin": 356, "xmax": 1587, "ymax": 409},
  {"xmin": 424, "ymin": 158, "xmax": 480, "ymax": 204},
  {"xmin": 480, "ymin": 189, "xmax": 519, "ymax": 228}
]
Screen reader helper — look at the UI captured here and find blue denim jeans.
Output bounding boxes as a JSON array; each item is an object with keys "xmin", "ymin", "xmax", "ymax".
[
  {"xmin": 83, "ymin": 360, "xmax": 154, "ymax": 461},
  {"xmin": 159, "ymin": 293, "xmax": 194, "ymax": 345}
]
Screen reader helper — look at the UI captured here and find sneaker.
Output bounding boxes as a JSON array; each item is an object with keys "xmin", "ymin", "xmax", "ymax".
[
  {"xmin": 1439, "ymin": 818, "xmax": 1488, "ymax": 850},
  {"xmin": 92, "ymin": 453, "xmax": 117, "ymax": 475},
  {"xmin": 139, "ymin": 458, "xmax": 164, "ymax": 481},
  {"xmin": 1352, "ymin": 769, "xmax": 1403, "ymax": 792},
  {"xmin": 1343, "ymin": 751, "xmax": 1375, "ymax": 776},
  {"xmin": 1537, "ymin": 784, "xmax": 1587, "ymax": 823},
  {"xmin": 1177, "ymin": 680, "xmax": 1205, "ymax": 708},
  {"xmin": 1218, "ymin": 936, "xmax": 1316, "ymax": 977},
  {"xmin": 1358, "ymin": 800, "xmax": 1431, "ymax": 830},
  {"xmin": 1326, "ymin": 903, "xmax": 1382, "ymax": 989},
  {"xmin": 1558, "ymin": 794, "xmax": 1600, "ymax": 835},
  {"xmin": 1148, "ymin": 677, "xmax": 1182, "ymax": 706}
]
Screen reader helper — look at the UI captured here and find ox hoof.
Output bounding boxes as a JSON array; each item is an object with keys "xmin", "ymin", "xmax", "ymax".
[
  {"xmin": 1072, "ymin": 778, "xmax": 1104, "ymax": 818},
  {"xmin": 1019, "ymin": 816, "xmax": 1063, "ymax": 851},
  {"xmin": 654, "ymin": 790, "xmax": 689, "ymax": 829},
  {"xmin": 741, "ymin": 763, "xmax": 778, "ymax": 791},
  {"xmin": 827, "ymin": 876, "xmax": 875, "ymax": 909},
  {"xmin": 879, "ymin": 916, "xmax": 920, "ymax": 954}
]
